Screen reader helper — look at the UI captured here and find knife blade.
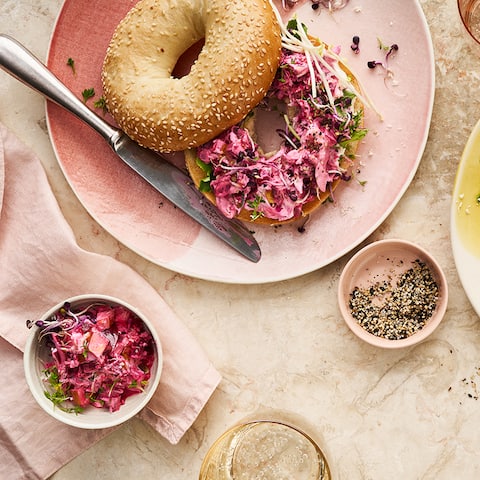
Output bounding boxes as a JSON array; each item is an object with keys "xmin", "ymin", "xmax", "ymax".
[{"xmin": 0, "ymin": 34, "xmax": 261, "ymax": 263}]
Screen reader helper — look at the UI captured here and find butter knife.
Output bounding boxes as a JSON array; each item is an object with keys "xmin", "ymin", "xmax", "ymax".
[{"xmin": 0, "ymin": 34, "xmax": 261, "ymax": 263}]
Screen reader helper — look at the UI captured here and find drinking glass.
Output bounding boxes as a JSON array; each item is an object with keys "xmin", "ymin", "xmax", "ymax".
[
  {"xmin": 198, "ymin": 420, "xmax": 331, "ymax": 480},
  {"xmin": 458, "ymin": 0, "xmax": 480, "ymax": 46}
]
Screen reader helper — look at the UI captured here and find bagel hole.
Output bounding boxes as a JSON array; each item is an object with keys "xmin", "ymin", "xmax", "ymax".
[
  {"xmin": 172, "ymin": 39, "xmax": 205, "ymax": 78},
  {"xmin": 254, "ymin": 103, "xmax": 288, "ymax": 154}
]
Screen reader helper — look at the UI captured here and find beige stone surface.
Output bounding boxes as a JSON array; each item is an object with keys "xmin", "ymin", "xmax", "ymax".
[{"xmin": 1, "ymin": 0, "xmax": 480, "ymax": 478}]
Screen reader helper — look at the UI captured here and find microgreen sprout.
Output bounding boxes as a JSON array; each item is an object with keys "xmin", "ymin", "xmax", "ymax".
[
  {"xmin": 276, "ymin": 128, "xmax": 299, "ymax": 149},
  {"xmin": 247, "ymin": 196, "xmax": 265, "ymax": 221},
  {"xmin": 386, "ymin": 43, "xmax": 399, "ymax": 61},
  {"xmin": 283, "ymin": 113, "xmax": 302, "ymax": 143},
  {"xmin": 351, "ymin": 35, "xmax": 360, "ymax": 54},
  {"xmin": 367, "ymin": 60, "xmax": 382, "ymax": 69},
  {"xmin": 43, "ymin": 367, "xmax": 83, "ymax": 414},
  {"xmin": 367, "ymin": 42, "xmax": 399, "ymax": 70},
  {"xmin": 283, "ymin": 0, "xmax": 350, "ymax": 11},
  {"xmin": 316, "ymin": 0, "xmax": 350, "ymax": 11},
  {"xmin": 377, "ymin": 37, "xmax": 390, "ymax": 51}
]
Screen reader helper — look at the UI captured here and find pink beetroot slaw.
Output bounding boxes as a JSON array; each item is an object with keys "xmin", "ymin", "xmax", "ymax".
[
  {"xmin": 195, "ymin": 19, "xmax": 367, "ymax": 222},
  {"xmin": 29, "ymin": 302, "xmax": 156, "ymax": 413}
]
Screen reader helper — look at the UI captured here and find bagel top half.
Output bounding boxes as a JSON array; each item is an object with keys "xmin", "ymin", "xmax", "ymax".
[{"xmin": 101, "ymin": 0, "xmax": 282, "ymax": 153}]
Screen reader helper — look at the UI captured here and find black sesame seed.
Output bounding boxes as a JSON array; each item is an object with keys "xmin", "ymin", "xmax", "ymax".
[{"xmin": 348, "ymin": 259, "xmax": 439, "ymax": 340}]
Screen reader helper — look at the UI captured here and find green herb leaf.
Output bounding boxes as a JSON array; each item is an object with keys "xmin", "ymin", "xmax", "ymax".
[
  {"xmin": 195, "ymin": 157, "xmax": 213, "ymax": 192},
  {"xmin": 247, "ymin": 195, "xmax": 265, "ymax": 221},
  {"xmin": 43, "ymin": 367, "xmax": 83, "ymax": 414},
  {"xmin": 82, "ymin": 88, "xmax": 95, "ymax": 103},
  {"xmin": 94, "ymin": 96, "xmax": 107, "ymax": 114},
  {"xmin": 350, "ymin": 128, "xmax": 368, "ymax": 143},
  {"xmin": 286, "ymin": 18, "xmax": 308, "ymax": 40},
  {"xmin": 377, "ymin": 37, "xmax": 389, "ymax": 51},
  {"xmin": 66, "ymin": 57, "xmax": 76, "ymax": 74},
  {"xmin": 339, "ymin": 128, "xmax": 368, "ymax": 149}
]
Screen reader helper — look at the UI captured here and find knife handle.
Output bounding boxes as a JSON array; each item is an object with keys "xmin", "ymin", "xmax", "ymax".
[
  {"xmin": 0, "ymin": 36, "xmax": 262, "ymax": 262},
  {"xmin": 0, "ymin": 34, "xmax": 119, "ymax": 144}
]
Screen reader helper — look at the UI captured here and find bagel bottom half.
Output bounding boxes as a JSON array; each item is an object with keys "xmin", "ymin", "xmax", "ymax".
[
  {"xmin": 185, "ymin": 29, "xmax": 365, "ymax": 226},
  {"xmin": 184, "ymin": 124, "xmax": 343, "ymax": 226}
]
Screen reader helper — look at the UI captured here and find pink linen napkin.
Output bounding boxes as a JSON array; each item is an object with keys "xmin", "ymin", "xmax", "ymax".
[{"xmin": 0, "ymin": 122, "xmax": 221, "ymax": 479}]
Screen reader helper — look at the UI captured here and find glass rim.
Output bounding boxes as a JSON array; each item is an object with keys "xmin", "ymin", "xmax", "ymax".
[
  {"xmin": 199, "ymin": 419, "xmax": 331, "ymax": 480},
  {"xmin": 458, "ymin": 0, "xmax": 480, "ymax": 46}
]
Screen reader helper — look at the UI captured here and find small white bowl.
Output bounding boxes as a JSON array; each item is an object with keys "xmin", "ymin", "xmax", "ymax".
[
  {"xmin": 24, "ymin": 294, "xmax": 163, "ymax": 429},
  {"xmin": 338, "ymin": 239, "xmax": 448, "ymax": 348}
]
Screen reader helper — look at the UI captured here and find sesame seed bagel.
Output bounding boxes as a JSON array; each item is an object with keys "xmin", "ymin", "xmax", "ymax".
[{"xmin": 101, "ymin": 0, "xmax": 282, "ymax": 153}]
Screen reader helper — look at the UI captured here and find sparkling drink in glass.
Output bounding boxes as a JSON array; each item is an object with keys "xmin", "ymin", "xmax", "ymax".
[{"xmin": 199, "ymin": 420, "xmax": 331, "ymax": 480}]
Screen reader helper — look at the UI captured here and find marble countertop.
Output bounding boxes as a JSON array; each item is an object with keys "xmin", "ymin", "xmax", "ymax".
[{"xmin": 1, "ymin": 0, "xmax": 480, "ymax": 478}]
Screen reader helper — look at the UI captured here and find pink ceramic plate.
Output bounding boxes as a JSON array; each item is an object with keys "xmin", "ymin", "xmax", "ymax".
[{"xmin": 46, "ymin": 0, "xmax": 434, "ymax": 283}]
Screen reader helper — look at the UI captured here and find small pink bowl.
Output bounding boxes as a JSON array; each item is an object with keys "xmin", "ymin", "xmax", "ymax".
[{"xmin": 338, "ymin": 239, "xmax": 448, "ymax": 348}]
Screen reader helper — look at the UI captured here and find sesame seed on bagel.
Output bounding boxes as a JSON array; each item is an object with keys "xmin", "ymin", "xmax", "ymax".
[{"xmin": 101, "ymin": 0, "xmax": 282, "ymax": 153}]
